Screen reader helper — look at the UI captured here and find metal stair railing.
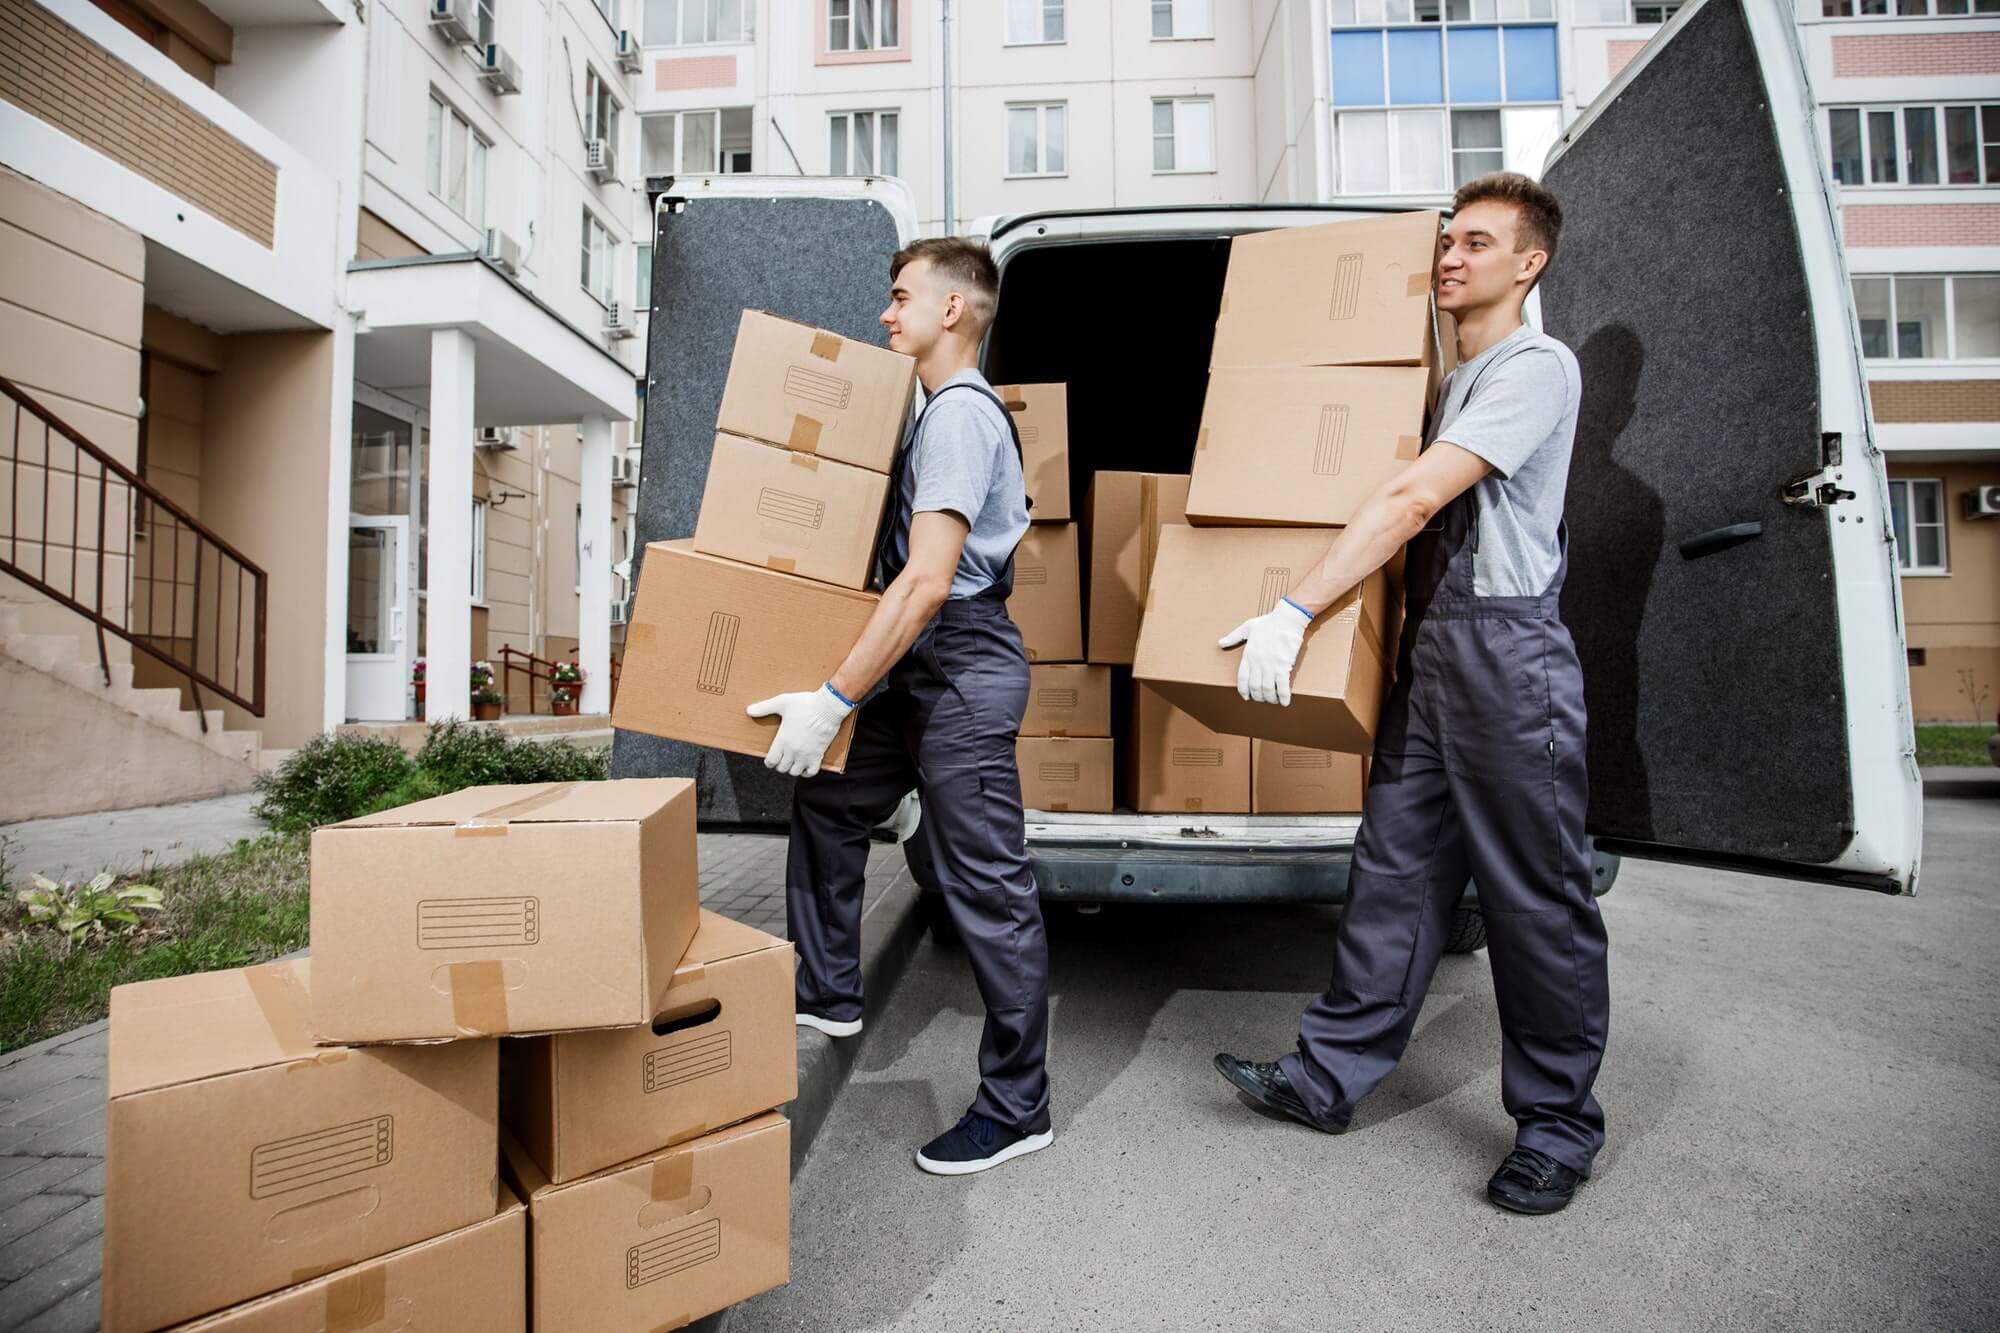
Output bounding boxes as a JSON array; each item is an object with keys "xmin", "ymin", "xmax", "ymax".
[{"xmin": 0, "ymin": 374, "xmax": 266, "ymax": 720}]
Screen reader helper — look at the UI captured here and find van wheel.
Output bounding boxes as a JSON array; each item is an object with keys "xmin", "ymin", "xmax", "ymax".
[
  {"xmin": 1444, "ymin": 905, "xmax": 1486, "ymax": 954},
  {"xmin": 918, "ymin": 889, "xmax": 960, "ymax": 945}
]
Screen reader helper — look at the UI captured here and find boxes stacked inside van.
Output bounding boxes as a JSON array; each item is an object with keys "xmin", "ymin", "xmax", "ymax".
[{"xmin": 100, "ymin": 779, "xmax": 797, "ymax": 1331}]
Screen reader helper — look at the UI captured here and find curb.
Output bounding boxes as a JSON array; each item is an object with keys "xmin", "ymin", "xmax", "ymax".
[{"xmin": 696, "ymin": 869, "xmax": 929, "ymax": 1333}]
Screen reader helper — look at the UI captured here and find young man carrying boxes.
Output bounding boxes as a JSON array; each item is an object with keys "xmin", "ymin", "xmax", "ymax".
[{"xmin": 745, "ymin": 238, "xmax": 1054, "ymax": 1177}]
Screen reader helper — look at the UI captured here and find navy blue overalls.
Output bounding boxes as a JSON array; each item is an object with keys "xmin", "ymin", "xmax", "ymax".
[
  {"xmin": 786, "ymin": 381, "xmax": 1053, "ymax": 1136},
  {"xmin": 1277, "ymin": 368, "xmax": 1610, "ymax": 1176}
]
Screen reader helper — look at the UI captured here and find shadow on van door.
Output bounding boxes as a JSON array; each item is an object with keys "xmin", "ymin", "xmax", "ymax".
[{"xmin": 1564, "ymin": 323, "xmax": 1662, "ymax": 839}]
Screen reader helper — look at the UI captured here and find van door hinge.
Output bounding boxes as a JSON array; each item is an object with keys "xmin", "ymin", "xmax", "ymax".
[{"xmin": 1783, "ymin": 435, "xmax": 1856, "ymax": 508}]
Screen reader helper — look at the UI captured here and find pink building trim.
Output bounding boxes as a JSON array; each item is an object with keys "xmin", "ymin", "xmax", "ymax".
[
  {"xmin": 1843, "ymin": 203, "xmax": 2000, "ymax": 248},
  {"xmin": 656, "ymin": 54, "xmax": 738, "ymax": 92},
  {"xmin": 1606, "ymin": 39, "xmax": 1647, "ymax": 80},
  {"xmin": 1832, "ymin": 32, "xmax": 2000, "ymax": 79}
]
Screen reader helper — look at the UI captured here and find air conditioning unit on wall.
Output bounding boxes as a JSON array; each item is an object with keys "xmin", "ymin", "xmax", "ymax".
[
  {"xmin": 617, "ymin": 31, "xmax": 643, "ymax": 74},
  {"xmin": 610, "ymin": 455, "xmax": 638, "ymax": 487},
  {"xmin": 476, "ymin": 426, "xmax": 516, "ymax": 451},
  {"xmin": 429, "ymin": 0, "xmax": 478, "ymax": 44},
  {"xmin": 603, "ymin": 302, "xmax": 635, "ymax": 339},
  {"xmin": 610, "ymin": 601, "xmax": 629, "ymax": 626},
  {"xmin": 586, "ymin": 138, "xmax": 618, "ymax": 183},
  {"xmin": 482, "ymin": 227, "xmax": 521, "ymax": 275},
  {"xmin": 479, "ymin": 44, "xmax": 522, "ymax": 94},
  {"xmin": 1964, "ymin": 484, "xmax": 2000, "ymax": 520}
]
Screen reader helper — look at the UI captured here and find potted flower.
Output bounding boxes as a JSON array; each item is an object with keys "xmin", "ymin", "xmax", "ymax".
[
  {"xmin": 550, "ymin": 661, "xmax": 585, "ymax": 716},
  {"xmin": 410, "ymin": 658, "xmax": 427, "ymax": 707},
  {"xmin": 551, "ymin": 685, "xmax": 579, "ymax": 717},
  {"xmin": 471, "ymin": 687, "xmax": 505, "ymax": 722}
]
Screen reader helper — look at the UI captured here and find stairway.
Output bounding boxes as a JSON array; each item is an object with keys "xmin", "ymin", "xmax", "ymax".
[{"xmin": 0, "ymin": 604, "xmax": 264, "ymax": 823}]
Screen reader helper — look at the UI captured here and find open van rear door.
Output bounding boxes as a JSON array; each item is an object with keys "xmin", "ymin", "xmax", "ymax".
[
  {"xmin": 612, "ymin": 176, "xmax": 918, "ymax": 824},
  {"xmin": 1537, "ymin": 0, "xmax": 1921, "ymax": 893}
]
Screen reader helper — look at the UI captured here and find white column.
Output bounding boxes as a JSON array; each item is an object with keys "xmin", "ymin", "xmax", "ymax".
[
  {"xmin": 427, "ymin": 328, "xmax": 476, "ymax": 723},
  {"xmin": 577, "ymin": 413, "xmax": 613, "ymax": 715}
]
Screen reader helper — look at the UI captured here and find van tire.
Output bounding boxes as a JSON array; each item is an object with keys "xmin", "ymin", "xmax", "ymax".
[{"xmin": 1445, "ymin": 905, "xmax": 1486, "ymax": 954}]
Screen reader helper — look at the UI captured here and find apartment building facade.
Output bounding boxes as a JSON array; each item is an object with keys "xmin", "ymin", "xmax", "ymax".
[{"xmin": 0, "ymin": 0, "xmax": 643, "ymax": 818}]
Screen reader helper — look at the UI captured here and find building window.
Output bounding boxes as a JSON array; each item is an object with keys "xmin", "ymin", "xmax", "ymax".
[
  {"xmin": 427, "ymin": 93, "xmax": 489, "ymax": 228},
  {"xmin": 1888, "ymin": 479, "xmax": 1947, "ymax": 574},
  {"xmin": 1006, "ymin": 0, "xmax": 1064, "ymax": 44},
  {"xmin": 1152, "ymin": 97, "xmax": 1217, "ymax": 173},
  {"xmin": 1331, "ymin": 0, "xmax": 1558, "ymax": 19},
  {"xmin": 1006, "ymin": 102, "xmax": 1068, "ymax": 176},
  {"xmin": 641, "ymin": 108, "xmax": 753, "ymax": 175},
  {"xmin": 634, "ymin": 243, "xmax": 653, "ymax": 311},
  {"xmin": 582, "ymin": 207, "xmax": 615, "ymax": 306},
  {"xmin": 471, "ymin": 498, "xmax": 488, "ymax": 605},
  {"xmin": 1823, "ymin": 1, "xmax": 2000, "ymax": 15},
  {"xmin": 830, "ymin": 110, "xmax": 899, "ymax": 175},
  {"xmin": 1852, "ymin": 275, "xmax": 2000, "ymax": 360},
  {"xmin": 644, "ymin": 0, "xmax": 748, "ymax": 45},
  {"xmin": 1575, "ymin": 0, "xmax": 1683, "ymax": 18},
  {"xmin": 1829, "ymin": 105, "xmax": 2000, "ymax": 186},
  {"xmin": 475, "ymin": 0, "xmax": 497, "ymax": 46},
  {"xmin": 1152, "ymin": 0, "xmax": 1213, "ymax": 38},
  {"xmin": 828, "ymin": 0, "xmax": 898, "ymax": 51},
  {"xmin": 585, "ymin": 67, "xmax": 621, "ymax": 154}
]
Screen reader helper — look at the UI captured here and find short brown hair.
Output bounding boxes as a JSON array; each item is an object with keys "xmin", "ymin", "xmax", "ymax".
[
  {"xmin": 890, "ymin": 236, "xmax": 1000, "ymax": 337},
  {"xmin": 1452, "ymin": 172, "xmax": 1563, "ymax": 272}
]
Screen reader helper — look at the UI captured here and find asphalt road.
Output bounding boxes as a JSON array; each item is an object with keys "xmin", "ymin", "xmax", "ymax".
[{"xmin": 735, "ymin": 793, "xmax": 1999, "ymax": 1332}]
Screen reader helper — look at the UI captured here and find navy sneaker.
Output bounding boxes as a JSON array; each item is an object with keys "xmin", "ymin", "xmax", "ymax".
[
  {"xmin": 1486, "ymin": 1147, "xmax": 1584, "ymax": 1215},
  {"xmin": 914, "ymin": 1111, "xmax": 1053, "ymax": 1177},
  {"xmin": 1214, "ymin": 1053, "xmax": 1343, "ymax": 1133},
  {"xmin": 795, "ymin": 1009, "xmax": 862, "ymax": 1038}
]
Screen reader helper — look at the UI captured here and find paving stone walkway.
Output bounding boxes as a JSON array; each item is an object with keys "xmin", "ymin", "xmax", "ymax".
[{"xmin": 0, "ymin": 831, "xmax": 912, "ymax": 1331}]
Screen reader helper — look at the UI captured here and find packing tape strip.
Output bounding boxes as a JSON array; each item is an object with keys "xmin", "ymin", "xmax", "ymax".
[
  {"xmin": 650, "ymin": 1148, "xmax": 695, "ymax": 1203},
  {"xmin": 449, "ymin": 960, "xmax": 510, "ymax": 1037},
  {"xmin": 1049, "ymin": 801, "xmax": 1071, "ymax": 812},
  {"xmin": 788, "ymin": 415, "xmax": 823, "ymax": 452},
  {"xmin": 456, "ymin": 781, "xmax": 582, "ymax": 835},
  {"xmin": 243, "ymin": 961, "xmax": 312, "ymax": 1054},
  {"xmin": 1406, "ymin": 271, "xmax": 1432, "ymax": 296},
  {"xmin": 291, "ymin": 1257, "xmax": 355, "ymax": 1285},
  {"xmin": 1049, "ymin": 727, "xmax": 1069, "ymax": 737},
  {"xmin": 1139, "ymin": 476, "xmax": 1161, "ymax": 599},
  {"xmin": 787, "ymin": 451, "xmax": 821, "ymax": 471},
  {"xmin": 323, "ymin": 1264, "xmax": 388, "ymax": 1333},
  {"xmin": 766, "ymin": 556, "xmax": 797, "ymax": 574},
  {"xmin": 627, "ymin": 622, "xmax": 657, "ymax": 647},
  {"xmin": 809, "ymin": 330, "xmax": 843, "ymax": 361},
  {"xmin": 671, "ymin": 960, "xmax": 707, "ymax": 986},
  {"xmin": 1194, "ymin": 426, "xmax": 1210, "ymax": 453},
  {"xmin": 1395, "ymin": 434, "xmax": 1420, "ymax": 460},
  {"xmin": 649, "ymin": 1317, "xmax": 693, "ymax": 1333}
]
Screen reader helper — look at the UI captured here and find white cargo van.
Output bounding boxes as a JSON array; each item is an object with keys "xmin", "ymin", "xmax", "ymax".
[{"xmin": 613, "ymin": 0, "xmax": 1924, "ymax": 945}]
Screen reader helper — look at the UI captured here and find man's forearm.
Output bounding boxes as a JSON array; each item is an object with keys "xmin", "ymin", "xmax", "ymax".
[
  {"xmin": 827, "ymin": 573, "xmax": 951, "ymax": 702},
  {"xmin": 1287, "ymin": 489, "xmax": 1432, "ymax": 616}
]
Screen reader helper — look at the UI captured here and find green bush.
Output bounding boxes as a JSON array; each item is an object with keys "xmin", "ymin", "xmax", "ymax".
[{"xmin": 253, "ymin": 732, "xmax": 414, "ymax": 833}]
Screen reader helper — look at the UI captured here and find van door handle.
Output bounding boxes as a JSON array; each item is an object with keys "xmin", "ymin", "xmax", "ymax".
[{"xmin": 1677, "ymin": 521, "xmax": 1763, "ymax": 560}]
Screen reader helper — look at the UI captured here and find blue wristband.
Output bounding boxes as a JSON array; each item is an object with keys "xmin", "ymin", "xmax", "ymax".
[
  {"xmin": 1279, "ymin": 596, "xmax": 1315, "ymax": 623},
  {"xmin": 822, "ymin": 681, "xmax": 857, "ymax": 709}
]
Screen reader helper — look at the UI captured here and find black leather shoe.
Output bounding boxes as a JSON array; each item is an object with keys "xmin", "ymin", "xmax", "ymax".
[
  {"xmin": 1213, "ymin": 1053, "xmax": 1340, "ymax": 1133},
  {"xmin": 1487, "ymin": 1147, "xmax": 1584, "ymax": 1215}
]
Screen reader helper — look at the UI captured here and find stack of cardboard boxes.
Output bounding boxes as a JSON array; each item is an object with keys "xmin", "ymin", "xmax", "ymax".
[
  {"xmin": 1134, "ymin": 211, "xmax": 1454, "ymax": 807},
  {"xmin": 615, "ymin": 310, "xmax": 917, "ymax": 772},
  {"xmin": 100, "ymin": 779, "xmax": 798, "ymax": 1331}
]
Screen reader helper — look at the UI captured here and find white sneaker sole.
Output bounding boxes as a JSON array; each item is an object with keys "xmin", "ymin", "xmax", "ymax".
[
  {"xmin": 795, "ymin": 1012, "xmax": 862, "ymax": 1038},
  {"xmin": 915, "ymin": 1129, "xmax": 1054, "ymax": 1177}
]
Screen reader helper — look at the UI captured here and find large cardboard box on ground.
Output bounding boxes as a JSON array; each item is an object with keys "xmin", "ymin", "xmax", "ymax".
[
  {"xmin": 1133, "ymin": 527, "xmax": 1396, "ymax": 753},
  {"xmin": 1006, "ymin": 523, "xmax": 1083, "ymax": 662},
  {"xmin": 1129, "ymin": 685, "xmax": 1252, "ymax": 813},
  {"xmin": 103, "ymin": 960, "xmax": 499, "ymax": 1332},
  {"xmin": 1017, "ymin": 736, "xmax": 1114, "ymax": 812},
  {"xmin": 1084, "ymin": 472, "xmax": 1189, "ymax": 664},
  {"xmin": 170, "ymin": 1189, "xmax": 526, "ymax": 1331},
  {"xmin": 1210, "ymin": 211, "xmax": 1444, "ymax": 370},
  {"xmin": 504, "ymin": 1115, "xmax": 790, "ymax": 1331},
  {"xmin": 691, "ymin": 432, "xmax": 891, "ymax": 589},
  {"xmin": 616, "ymin": 540, "xmax": 878, "ymax": 770},
  {"xmin": 715, "ymin": 310, "xmax": 916, "ymax": 473},
  {"xmin": 1253, "ymin": 743, "xmax": 1369, "ymax": 814},
  {"xmin": 1186, "ymin": 367, "xmax": 1431, "ymax": 527},
  {"xmin": 992, "ymin": 381, "xmax": 1070, "ymax": 522},
  {"xmin": 310, "ymin": 779, "xmax": 699, "ymax": 1043},
  {"xmin": 1020, "ymin": 664, "xmax": 1113, "ymax": 737},
  {"xmin": 503, "ymin": 911, "xmax": 798, "ymax": 1185}
]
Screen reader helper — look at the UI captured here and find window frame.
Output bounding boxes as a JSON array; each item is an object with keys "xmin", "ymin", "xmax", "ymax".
[
  {"xmin": 584, "ymin": 66, "xmax": 623, "ymax": 157},
  {"xmin": 1887, "ymin": 478, "xmax": 1949, "ymax": 575},
  {"xmin": 829, "ymin": 108, "xmax": 900, "ymax": 177},
  {"xmin": 1852, "ymin": 272, "xmax": 2000, "ymax": 362},
  {"xmin": 1821, "ymin": 0, "xmax": 2000, "ymax": 16},
  {"xmin": 581, "ymin": 206, "xmax": 616, "ymax": 308},
  {"xmin": 644, "ymin": 0, "xmax": 750, "ymax": 47},
  {"xmin": 827, "ymin": 0, "xmax": 901, "ymax": 53},
  {"xmin": 634, "ymin": 242, "xmax": 653, "ymax": 312},
  {"xmin": 470, "ymin": 497, "xmax": 489, "ymax": 606},
  {"xmin": 1330, "ymin": 0, "xmax": 1559, "ymax": 24},
  {"xmin": 1151, "ymin": 96, "xmax": 1218, "ymax": 174},
  {"xmin": 1005, "ymin": 0, "xmax": 1066, "ymax": 45},
  {"xmin": 1005, "ymin": 101, "xmax": 1069, "ymax": 178},
  {"xmin": 1827, "ymin": 102, "xmax": 2000, "ymax": 188},
  {"xmin": 1152, "ymin": 0, "xmax": 1215, "ymax": 40},
  {"xmin": 426, "ymin": 91, "xmax": 491, "ymax": 229},
  {"xmin": 641, "ymin": 108, "xmax": 750, "ymax": 176}
]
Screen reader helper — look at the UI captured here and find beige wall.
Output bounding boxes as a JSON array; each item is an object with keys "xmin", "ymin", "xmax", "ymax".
[{"xmin": 1888, "ymin": 460, "xmax": 2000, "ymax": 724}]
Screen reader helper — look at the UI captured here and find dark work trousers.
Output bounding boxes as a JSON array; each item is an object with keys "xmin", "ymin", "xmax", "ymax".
[
  {"xmin": 786, "ymin": 594, "xmax": 1052, "ymax": 1135},
  {"xmin": 1278, "ymin": 487, "xmax": 1610, "ymax": 1176}
]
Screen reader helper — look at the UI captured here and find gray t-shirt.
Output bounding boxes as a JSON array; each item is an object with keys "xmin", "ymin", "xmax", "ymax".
[
  {"xmin": 1428, "ymin": 324, "xmax": 1582, "ymax": 598},
  {"xmin": 880, "ymin": 369, "xmax": 1030, "ymax": 598}
]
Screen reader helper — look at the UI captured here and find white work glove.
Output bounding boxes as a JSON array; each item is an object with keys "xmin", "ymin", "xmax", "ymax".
[
  {"xmin": 1218, "ymin": 597, "xmax": 1314, "ymax": 706},
  {"xmin": 745, "ymin": 683, "xmax": 855, "ymax": 778}
]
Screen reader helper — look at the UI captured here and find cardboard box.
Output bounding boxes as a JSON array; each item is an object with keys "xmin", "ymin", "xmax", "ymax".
[
  {"xmin": 1129, "ymin": 685, "xmax": 1252, "ymax": 814},
  {"xmin": 1133, "ymin": 526, "xmax": 1396, "ymax": 753},
  {"xmin": 615, "ymin": 540, "xmax": 878, "ymax": 770},
  {"xmin": 715, "ymin": 310, "xmax": 916, "ymax": 473},
  {"xmin": 1020, "ymin": 664, "xmax": 1113, "ymax": 738},
  {"xmin": 1006, "ymin": 523, "xmax": 1083, "ymax": 662},
  {"xmin": 1186, "ymin": 367, "xmax": 1431, "ymax": 527},
  {"xmin": 170, "ymin": 1188, "xmax": 526, "ymax": 1331},
  {"xmin": 503, "ymin": 911, "xmax": 798, "ymax": 1185},
  {"xmin": 310, "ymin": 779, "xmax": 700, "ymax": 1044},
  {"xmin": 992, "ymin": 381, "xmax": 1070, "ymax": 522},
  {"xmin": 1252, "ymin": 742, "xmax": 1369, "ymax": 814},
  {"xmin": 504, "ymin": 1115, "xmax": 790, "ymax": 1332},
  {"xmin": 1017, "ymin": 737, "xmax": 1114, "ymax": 812},
  {"xmin": 1084, "ymin": 472, "xmax": 1189, "ymax": 664},
  {"xmin": 691, "ymin": 432, "xmax": 891, "ymax": 590},
  {"xmin": 1210, "ymin": 212, "xmax": 1443, "ymax": 370},
  {"xmin": 103, "ymin": 960, "xmax": 499, "ymax": 1333}
]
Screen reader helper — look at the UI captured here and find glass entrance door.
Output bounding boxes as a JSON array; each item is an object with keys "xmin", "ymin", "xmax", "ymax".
[{"xmin": 345, "ymin": 514, "xmax": 410, "ymax": 720}]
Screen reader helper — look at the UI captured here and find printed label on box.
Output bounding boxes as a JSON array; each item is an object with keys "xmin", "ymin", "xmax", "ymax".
[
  {"xmin": 756, "ymin": 488, "xmax": 825, "ymax": 530},
  {"xmin": 698, "ymin": 613, "xmax": 740, "ymax": 694},
  {"xmin": 250, "ymin": 1116, "xmax": 394, "ymax": 1199},
  {"xmin": 1328, "ymin": 253, "xmax": 1364, "ymax": 320},
  {"xmin": 783, "ymin": 365, "xmax": 852, "ymax": 409},
  {"xmin": 627, "ymin": 1218, "xmax": 723, "ymax": 1289},
  {"xmin": 642, "ymin": 1031, "xmax": 734, "ymax": 1094},
  {"xmin": 417, "ymin": 897, "xmax": 540, "ymax": 949},
  {"xmin": 1314, "ymin": 405, "xmax": 1348, "ymax": 476}
]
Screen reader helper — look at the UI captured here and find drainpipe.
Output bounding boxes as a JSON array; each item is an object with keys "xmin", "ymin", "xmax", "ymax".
[{"xmin": 940, "ymin": 0, "xmax": 955, "ymax": 235}]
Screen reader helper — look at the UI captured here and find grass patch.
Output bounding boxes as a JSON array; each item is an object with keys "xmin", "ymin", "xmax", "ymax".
[
  {"xmin": 0, "ymin": 834, "xmax": 310, "ymax": 1054},
  {"xmin": 1915, "ymin": 723, "xmax": 1996, "ymax": 769}
]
